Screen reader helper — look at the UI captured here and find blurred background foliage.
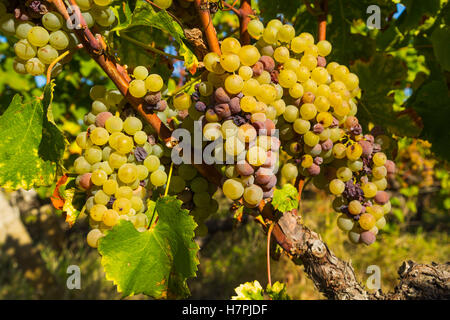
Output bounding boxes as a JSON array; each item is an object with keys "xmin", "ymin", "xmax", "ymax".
[{"xmin": 0, "ymin": 0, "xmax": 449, "ymax": 299}]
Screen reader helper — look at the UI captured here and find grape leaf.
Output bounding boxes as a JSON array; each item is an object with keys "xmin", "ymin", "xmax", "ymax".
[
  {"xmin": 407, "ymin": 80, "xmax": 450, "ymax": 161},
  {"xmin": 272, "ymin": 184, "xmax": 298, "ymax": 212},
  {"xmin": 111, "ymin": 1, "xmax": 198, "ymax": 74},
  {"xmin": 351, "ymin": 53, "xmax": 421, "ymax": 137},
  {"xmin": 0, "ymin": 83, "xmax": 66, "ymax": 190},
  {"xmin": 431, "ymin": 26, "xmax": 450, "ymax": 71},
  {"xmin": 99, "ymin": 196, "xmax": 199, "ymax": 299}
]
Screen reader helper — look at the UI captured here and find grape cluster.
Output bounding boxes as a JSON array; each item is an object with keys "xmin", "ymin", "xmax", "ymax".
[
  {"xmin": 75, "ymin": 84, "xmax": 170, "ymax": 248},
  {"xmin": 0, "ymin": 0, "xmax": 116, "ymax": 76},
  {"xmin": 182, "ymin": 18, "xmax": 396, "ymax": 245}
]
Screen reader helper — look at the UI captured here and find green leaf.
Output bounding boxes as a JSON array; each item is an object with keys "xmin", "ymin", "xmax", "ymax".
[
  {"xmin": 0, "ymin": 83, "xmax": 66, "ymax": 190},
  {"xmin": 272, "ymin": 184, "xmax": 298, "ymax": 212},
  {"xmin": 266, "ymin": 282, "xmax": 291, "ymax": 300},
  {"xmin": 231, "ymin": 280, "xmax": 265, "ymax": 300},
  {"xmin": 398, "ymin": 0, "xmax": 440, "ymax": 32},
  {"xmin": 111, "ymin": 1, "xmax": 198, "ymax": 73},
  {"xmin": 352, "ymin": 53, "xmax": 421, "ymax": 137},
  {"xmin": 431, "ymin": 26, "xmax": 450, "ymax": 71},
  {"xmin": 407, "ymin": 80, "xmax": 450, "ymax": 160},
  {"xmin": 99, "ymin": 196, "xmax": 199, "ymax": 299}
]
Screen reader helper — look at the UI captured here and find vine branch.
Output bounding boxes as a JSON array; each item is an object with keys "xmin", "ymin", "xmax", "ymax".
[
  {"xmin": 239, "ymin": 0, "xmax": 253, "ymax": 45},
  {"xmin": 194, "ymin": 0, "xmax": 221, "ymax": 54}
]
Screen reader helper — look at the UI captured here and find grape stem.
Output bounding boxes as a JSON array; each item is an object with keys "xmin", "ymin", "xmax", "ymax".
[
  {"xmin": 164, "ymin": 163, "xmax": 175, "ymax": 197},
  {"xmin": 194, "ymin": 0, "xmax": 222, "ymax": 54},
  {"xmin": 46, "ymin": 44, "xmax": 83, "ymax": 85},
  {"xmin": 266, "ymin": 222, "xmax": 275, "ymax": 288},
  {"xmin": 239, "ymin": 0, "xmax": 253, "ymax": 45},
  {"xmin": 222, "ymin": 1, "xmax": 241, "ymax": 16},
  {"xmin": 119, "ymin": 32, "xmax": 184, "ymax": 60},
  {"xmin": 318, "ymin": 0, "xmax": 328, "ymax": 41}
]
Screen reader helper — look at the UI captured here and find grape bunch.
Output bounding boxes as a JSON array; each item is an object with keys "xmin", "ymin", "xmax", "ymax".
[
  {"xmin": 180, "ymin": 18, "xmax": 396, "ymax": 245},
  {"xmin": 0, "ymin": 0, "xmax": 116, "ymax": 76},
  {"xmin": 75, "ymin": 84, "xmax": 170, "ymax": 248}
]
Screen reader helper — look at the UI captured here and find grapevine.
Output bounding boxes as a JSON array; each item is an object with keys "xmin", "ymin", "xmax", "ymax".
[{"xmin": 0, "ymin": 0, "xmax": 448, "ymax": 301}]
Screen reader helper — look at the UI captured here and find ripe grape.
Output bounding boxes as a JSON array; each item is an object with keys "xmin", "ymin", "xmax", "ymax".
[
  {"xmin": 87, "ymin": 229, "xmax": 104, "ymax": 248},
  {"xmin": 223, "ymin": 179, "xmax": 244, "ymax": 200},
  {"xmin": 28, "ymin": 26, "xmax": 50, "ymax": 47},
  {"xmin": 247, "ymin": 20, "xmax": 264, "ymax": 39},
  {"xmin": 25, "ymin": 58, "xmax": 46, "ymax": 76},
  {"xmin": 150, "ymin": 170, "xmax": 167, "ymax": 187}
]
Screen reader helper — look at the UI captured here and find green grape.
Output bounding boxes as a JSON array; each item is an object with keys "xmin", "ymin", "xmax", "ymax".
[
  {"xmin": 199, "ymin": 81, "xmax": 214, "ymax": 96},
  {"xmin": 203, "ymin": 123, "xmax": 222, "ymax": 141},
  {"xmin": 247, "ymin": 20, "xmax": 264, "ymax": 39},
  {"xmin": 221, "ymin": 120, "xmax": 238, "ymax": 139},
  {"xmin": 238, "ymin": 66, "xmax": 253, "ymax": 81},
  {"xmin": 291, "ymin": 36, "xmax": 308, "ymax": 53},
  {"xmin": 317, "ymin": 40, "xmax": 332, "ymax": 56},
  {"xmin": 283, "ymin": 105, "xmax": 299, "ymax": 123},
  {"xmin": 348, "ymin": 200, "xmax": 362, "ymax": 215},
  {"xmin": 81, "ymin": 12, "xmax": 95, "ymax": 28},
  {"xmin": 277, "ymin": 24, "xmax": 295, "ymax": 42},
  {"xmin": 304, "ymin": 131, "xmax": 320, "ymax": 147},
  {"xmin": 152, "ymin": 0, "xmax": 172, "ymax": 9},
  {"xmin": 289, "ymin": 83, "xmax": 304, "ymax": 99},
  {"xmin": 129, "ymin": 79, "xmax": 147, "ymax": 98},
  {"xmin": 123, "ymin": 116, "xmax": 143, "ymax": 135},
  {"xmin": 90, "ymin": 85, "xmax": 106, "ymax": 100},
  {"xmin": 239, "ymin": 45, "xmax": 261, "ymax": 66},
  {"xmin": 130, "ymin": 196, "xmax": 144, "ymax": 212},
  {"xmin": 13, "ymin": 59, "xmax": 27, "ymax": 74},
  {"xmin": 367, "ymin": 205, "xmax": 384, "ymax": 220},
  {"xmin": 375, "ymin": 216, "xmax": 386, "ymax": 229},
  {"xmin": 173, "ymin": 92, "xmax": 191, "ymax": 110},
  {"xmin": 167, "ymin": 176, "xmax": 186, "ymax": 193},
  {"xmin": 136, "ymin": 165, "xmax": 149, "ymax": 181},
  {"xmin": 373, "ymin": 152, "xmax": 387, "ymax": 166},
  {"xmin": 91, "ymin": 100, "xmax": 108, "ymax": 115},
  {"xmin": 151, "ymin": 170, "xmax": 167, "ymax": 187},
  {"xmin": 372, "ymin": 166, "xmax": 387, "ymax": 179},
  {"xmin": 14, "ymin": 39, "xmax": 37, "ymax": 60},
  {"xmin": 85, "ymin": 146, "xmax": 103, "ymax": 164},
  {"xmin": 329, "ymin": 179, "xmax": 345, "ymax": 195},
  {"xmin": 90, "ymin": 127, "xmax": 110, "ymax": 145},
  {"xmin": 336, "ymin": 167, "xmax": 352, "ymax": 182},
  {"xmin": 105, "ymin": 116, "xmax": 123, "ymax": 133},
  {"xmin": 16, "ymin": 21, "xmax": 35, "ymax": 39},
  {"xmin": 103, "ymin": 179, "xmax": 118, "ymax": 195},
  {"xmin": 203, "ymin": 52, "xmax": 225, "ymax": 74},
  {"xmin": 115, "ymin": 135, "xmax": 134, "ymax": 154},
  {"xmin": 151, "ymin": 144, "xmax": 164, "ymax": 158},
  {"xmin": 118, "ymin": 163, "xmax": 138, "ymax": 184},
  {"xmin": 37, "ymin": 45, "xmax": 58, "ymax": 64},
  {"xmin": 293, "ymin": 119, "xmax": 310, "ymax": 134},
  {"xmin": 225, "ymin": 136, "xmax": 245, "ymax": 156},
  {"xmin": 281, "ymin": 163, "xmax": 298, "ymax": 181},
  {"xmin": 48, "ymin": 30, "xmax": 69, "ymax": 50},
  {"xmin": 25, "ymin": 58, "xmax": 46, "ymax": 76},
  {"xmin": 102, "ymin": 209, "xmax": 119, "ymax": 227},
  {"xmin": 272, "ymin": 99, "xmax": 286, "ymax": 116},
  {"xmin": 90, "ymin": 204, "xmax": 107, "ymax": 222},
  {"xmin": 373, "ymin": 178, "xmax": 387, "ymax": 191},
  {"xmin": 311, "ymin": 67, "xmax": 329, "ymax": 84},
  {"xmin": 273, "ymin": 46, "xmax": 290, "ymax": 63},
  {"xmin": 221, "ymin": 37, "xmax": 241, "ymax": 54},
  {"xmin": 113, "ymin": 197, "xmax": 132, "ymax": 215},
  {"xmin": 346, "ymin": 143, "xmax": 363, "ymax": 161},
  {"xmin": 28, "ymin": 26, "xmax": 50, "ymax": 47},
  {"xmin": 223, "ymin": 179, "xmax": 244, "ymax": 200},
  {"xmin": 178, "ymin": 163, "xmax": 197, "ymax": 180},
  {"xmin": 300, "ymin": 54, "xmax": 317, "ymax": 70},
  {"xmin": 191, "ymin": 177, "xmax": 209, "ymax": 193},
  {"xmin": 74, "ymin": 156, "xmax": 91, "ymax": 174},
  {"xmin": 256, "ymin": 71, "xmax": 271, "ymax": 84},
  {"xmin": 108, "ymin": 152, "xmax": 127, "ymax": 169},
  {"xmin": 91, "ymin": 169, "xmax": 108, "ymax": 186},
  {"xmin": 134, "ymin": 131, "xmax": 147, "ymax": 145},
  {"xmin": 115, "ymin": 186, "xmax": 133, "ymax": 199},
  {"xmin": 220, "ymin": 53, "xmax": 240, "ymax": 72},
  {"xmin": 144, "ymin": 155, "xmax": 160, "ymax": 172},
  {"xmin": 362, "ymin": 182, "xmax": 378, "ymax": 198},
  {"xmin": 262, "ymin": 26, "xmax": 278, "ymax": 44},
  {"xmin": 87, "ymin": 229, "xmax": 103, "ymax": 248},
  {"xmin": 278, "ymin": 69, "xmax": 297, "ymax": 88},
  {"xmin": 77, "ymin": 0, "xmax": 93, "ymax": 10},
  {"xmin": 300, "ymin": 103, "xmax": 317, "ymax": 120},
  {"xmin": 225, "ymin": 74, "xmax": 244, "ymax": 94},
  {"xmin": 337, "ymin": 215, "xmax": 354, "ymax": 231},
  {"xmin": 145, "ymin": 74, "xmax": 164, "ymax": 92},
  {"xmin": 42, "ymin": 12, "xmax": 63, "ymax": 31},
  {"xmin": 193, "ymin": 192, "xmax": 210, "ymax": 208},
  {"xmin": 94, "ymin": 190, "xmax": 110, "ymax": 205},
  {"xmin": 0, "ymin": 14, "xmax": 16, "ymax": 35},
  {"xmin": 243, "ymin": 185, "xmax": 263, "ymax": 207},
  {"xmin": 359, "ymin": 213, "xmax": 376, "ymax": 230}
]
